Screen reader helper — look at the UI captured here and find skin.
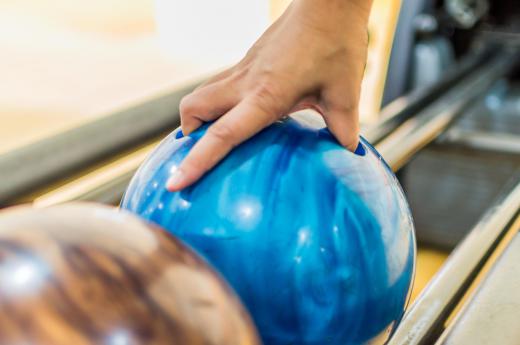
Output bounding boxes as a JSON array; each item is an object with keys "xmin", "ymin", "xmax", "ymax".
[{"xmin": 167, "ymin": 0, "xmax": 373, "ymax": 191}]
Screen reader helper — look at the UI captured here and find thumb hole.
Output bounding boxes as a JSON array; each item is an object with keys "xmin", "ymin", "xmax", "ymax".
[{"xmin": 322, "ymin": 108, "xmax": 360, "ymax": 152}]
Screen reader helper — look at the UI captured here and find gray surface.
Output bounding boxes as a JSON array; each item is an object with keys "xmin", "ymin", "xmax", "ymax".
[
  {"xmin": 404, "ymin": 146, "xmax": 520, "ymax": 249},
  {"xmin": 410, "ymin": 36, "xmax": 455, "ymax": 90},
  {"xmin": 454, "ymin": 82, "xmax": 520, "ymax": 136},
  {"xmin": 437, "ymin": 233, "xmax": 520, "ymax": 345}
]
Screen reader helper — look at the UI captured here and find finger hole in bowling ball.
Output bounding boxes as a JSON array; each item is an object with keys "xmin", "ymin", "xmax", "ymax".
[
  {"xmin": 318, "ymin": 128, "xmax": 366, "ymax": 156},
  {"xmin": 175, "ymin": 129, "xmax": 184, "ymax": 139}
]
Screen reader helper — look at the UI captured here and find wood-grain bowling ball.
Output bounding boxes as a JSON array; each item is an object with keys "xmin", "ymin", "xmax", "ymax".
[{"xmin": 0, "ymin": 203, "xmax": 261, "ymax": 345}]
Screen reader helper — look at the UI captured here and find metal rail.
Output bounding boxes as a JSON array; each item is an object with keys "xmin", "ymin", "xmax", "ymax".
[
  {"xmin": 363, "ymin": 46, "xmax": 496, "ymax": 145},
  {"xmin": 439, "ymin": 128, "xmax": 520, "ymax": 155},
  {"xmin": 388, "ymin": 178, "xmax": 520, "ymax": 345},
  {"xmin": 0, "ymin": 81, "xmax": 201, "ymax": 206},
  {"xmin": 0, "ymin": 46, "xmax": 496, "ymax": 207},
  {"xmin": 31, "ymin": 48, "xmax": 511, "ymax": 206},
  {"xmin": 377, "ymin": 49, "xmax": 519, "ymax": 171},
  {"xmin": 33, "ymin": 145, "xmax": 153, "ymax": 207},
  {"xmin": 435, "ymin": 228, "xmax": 520, "ymax": 345}
]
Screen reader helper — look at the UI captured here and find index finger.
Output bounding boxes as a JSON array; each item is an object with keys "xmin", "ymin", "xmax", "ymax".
[{"xmin": 166, "ymin": 93, "xmax": 291, "ymax": 191}]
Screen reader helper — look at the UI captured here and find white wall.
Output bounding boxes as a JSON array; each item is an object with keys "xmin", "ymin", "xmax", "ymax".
[{"xmin": 155, "ymin": 0, "xmax": 271, "ymax": 68}]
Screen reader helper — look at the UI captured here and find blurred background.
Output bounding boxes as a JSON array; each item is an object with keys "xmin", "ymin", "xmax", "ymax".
[
  {"xmin": 0, "ymin": 0, "xmax": 519, "ymax": 330},
  {"xmin": 0, "ymin": 0, "xmax": 401, "ymax": 153},
  {"xmin": 1, "ymin": 0, "xmax": 205, "ymax": 153}
]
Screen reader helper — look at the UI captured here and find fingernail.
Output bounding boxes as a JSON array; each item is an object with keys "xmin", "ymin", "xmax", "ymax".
[{"xmin": 166, "ymin": 169, "xmax": 185, "ymax": 191}]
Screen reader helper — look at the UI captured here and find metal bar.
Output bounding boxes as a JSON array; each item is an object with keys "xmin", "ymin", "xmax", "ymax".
[
  {"xmin": 435, "ymin": 227, "xmax": 520, "ymax": 345},
  {"xmin": 0, "ymin": 80, "xmax": 201, "ymax": 206},
  {"xmin": 32, "ymin": 48, "xmax": 515, "ymax": 205},
  {"xmin": 388, "ymin": 179, "xmax": 520, "ymax": 345},
  {"xmin": 71, "ymin": 171, "xmax": 137, "ymax": 205},
  {"xmin": 0, "ymin": 46, "xmax": 491, "ymax": 207},
  {"xmin": 15, "ymin": 46, "xmax": 513, "ymax": 206},
  {"xmin": 32, "ymin": 145, "xmax": 153, "ymax": 208},
  {"xmin": 363, "ymin": 46, "xmax": 496, "ymax": 145},
  {"xmin": 376, "ymin": 50, "xmax": 518, "ymax": 171},
  {"xmin": 438, "ymin": 128, "xmax": 520, "ymax": 155}
]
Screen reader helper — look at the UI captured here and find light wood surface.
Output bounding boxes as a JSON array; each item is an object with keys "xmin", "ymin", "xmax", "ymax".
[{"xmin": 412, "ymin": 248, "xmax": 448, "ymax": 302}]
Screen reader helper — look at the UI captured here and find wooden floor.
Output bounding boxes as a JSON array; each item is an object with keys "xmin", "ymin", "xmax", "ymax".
[{"xmin": 411, "ymin": 248, "xmax": 448, "ymax": 302}]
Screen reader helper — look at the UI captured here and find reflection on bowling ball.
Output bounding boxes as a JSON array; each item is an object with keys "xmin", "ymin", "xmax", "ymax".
[
  {"xmin": 122, "ymin": 116, "xmax": 416, "ymax": 344},
  {"xmin": 0, "ymin": 203, "xmax": 260, "ymax": 345}
]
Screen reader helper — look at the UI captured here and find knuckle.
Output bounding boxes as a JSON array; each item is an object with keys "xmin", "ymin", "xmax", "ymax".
[
  {"xmin": 179, "ymin": 95, "xmax": 198, "ymax": 117},
  {"xmin": 251, "ymin": 82, "xmax": 283, "ymax": 119},
  {"xmin": 207, "ymin": 122, "xmax": 236, "ymax": 146},
  {"xmin": 230, "ymin": 65, "xmax": 249, "ymax": 82},
  {"xmin": 329, "ymin": 101, "xmax": 359, "ymax": 118},
  {"xmin": 255, "ymin": 81, "xmax": 279, "ymax": 103}
]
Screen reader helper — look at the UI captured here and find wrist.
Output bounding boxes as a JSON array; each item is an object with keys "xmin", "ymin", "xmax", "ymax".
[
  {"xmin": 294, "ymin": 0, "xmax": 372, "ymax": 27},
  {"xmin": 299, "ymin": 0, "xmax": 372, "ymax": 17}
]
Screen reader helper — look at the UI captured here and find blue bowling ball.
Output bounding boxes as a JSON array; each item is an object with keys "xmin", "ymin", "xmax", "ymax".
[{"xmin": 122, "ymin": 116, "xmax": 416, "ymax": 345}]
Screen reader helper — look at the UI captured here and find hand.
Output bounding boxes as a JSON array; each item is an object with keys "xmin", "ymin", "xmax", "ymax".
[{"xmin": 167, "ymin": 0, "xmax": 372, "ymax": 191}]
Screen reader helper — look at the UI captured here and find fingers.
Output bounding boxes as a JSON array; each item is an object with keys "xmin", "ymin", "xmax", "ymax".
[
  {"xmin": 288, "ymin": 95, "xmax": 322, "ymax": 114},
  {"xmin": 322, "ymin": 83, "xmax": 359, "ymax": 152},
  {"xmin": 179, "ymin": 80, "xmax": 240, "ymax": 134},
  {"xmin": 322, "ymin": 105, "xmax": 360, "ymax": 151},
  {"xmin": 195, "ymin": 67, "xmax": 234, "ymax": 91},
  {"xmin": 168, "ymin": 87, "xmax": 295, "ymax": 191}
]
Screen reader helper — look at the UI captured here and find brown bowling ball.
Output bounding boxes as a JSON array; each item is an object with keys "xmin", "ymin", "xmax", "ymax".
[{"xmin": 0, "ymin": 203, "xmax": 261, "ymax": 345}]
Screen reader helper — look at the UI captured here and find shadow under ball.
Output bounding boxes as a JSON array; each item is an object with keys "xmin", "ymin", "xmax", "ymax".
[{"xmin": 0, "ymin": 203, "xmax": 260, "ymax": 345}]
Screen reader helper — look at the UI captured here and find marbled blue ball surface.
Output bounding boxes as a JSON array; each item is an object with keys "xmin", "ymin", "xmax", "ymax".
[{"xmin": 121, "ymin": 117, "xmax": 416, "ymax": 345}]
